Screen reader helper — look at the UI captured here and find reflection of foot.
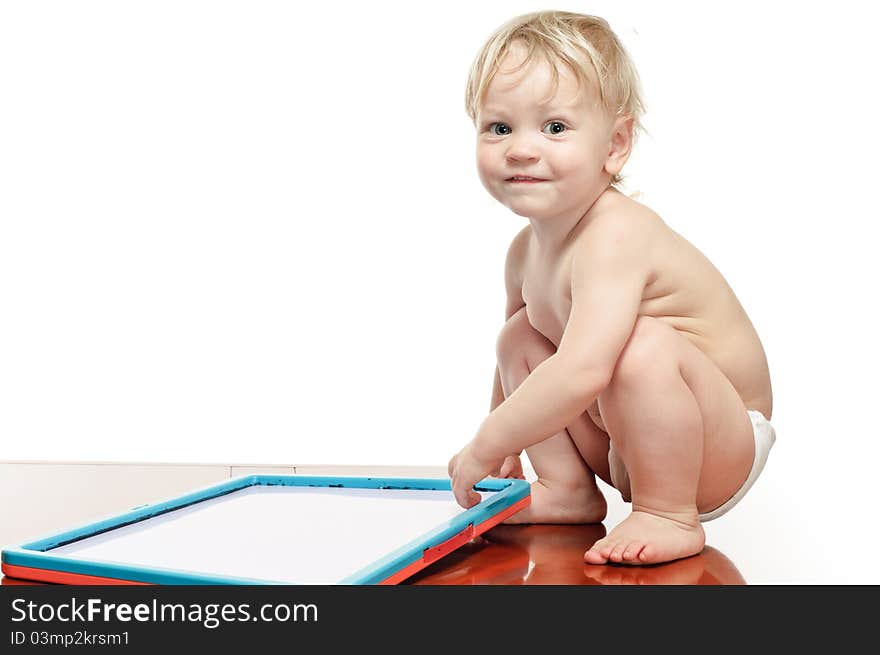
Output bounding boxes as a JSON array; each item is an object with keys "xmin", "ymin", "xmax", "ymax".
[
  {"xmin": 583, "ymin": 553, "xmax": 706, "ymax": 585},
  {"xmin": 503, "ymin": 479, "xmax": 606, "ymax": 524},
  {"xmin": 583, "ymin": 510, "xmax": 705, "ymax": 565}
]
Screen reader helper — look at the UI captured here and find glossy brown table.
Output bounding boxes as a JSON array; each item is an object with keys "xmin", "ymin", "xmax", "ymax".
[
  {"xmin": 2, "ymin": 524, "xmax": 745, "ymax": 586},
  {"xmin": 407, "ymin": 524, "xmax": 745, "ymax": 585}
]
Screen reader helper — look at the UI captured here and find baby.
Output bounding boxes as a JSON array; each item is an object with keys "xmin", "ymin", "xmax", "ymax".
[{"xmin": 447, "ymin": 11, "xmax": 776, "ymax": 565}]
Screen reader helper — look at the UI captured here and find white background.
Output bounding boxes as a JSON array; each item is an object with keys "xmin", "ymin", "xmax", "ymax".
[{"xmin": 2, "ymin": 1, "xmax": 879, "ymax": 581}]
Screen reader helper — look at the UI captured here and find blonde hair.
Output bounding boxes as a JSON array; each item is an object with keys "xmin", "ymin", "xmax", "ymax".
[{"xmin": 465, "ymin": 11, "xmax": 645, "ymax": 186}]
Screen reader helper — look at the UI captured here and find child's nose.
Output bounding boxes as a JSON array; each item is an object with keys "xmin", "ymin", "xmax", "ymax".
[{"xmin": 505, "ymin": 135, "xmax": 540, "ymax": 163}]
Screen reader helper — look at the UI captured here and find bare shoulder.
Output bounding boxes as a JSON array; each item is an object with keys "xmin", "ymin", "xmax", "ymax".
[{"xmin": 574, "ymin": 191, "xmax": 664, "ymax": 272}]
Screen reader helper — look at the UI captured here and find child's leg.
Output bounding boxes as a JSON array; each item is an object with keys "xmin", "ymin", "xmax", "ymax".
[
  {"xmin": 496, "ymin": 307, "xmax": 607, "ymax": 524},
  {"xmin": 584, "ymin": 316, "xmax": 755, "ymax": 565}
]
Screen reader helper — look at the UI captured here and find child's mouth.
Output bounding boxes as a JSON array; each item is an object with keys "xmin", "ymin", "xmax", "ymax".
[{"xmin": 506, "ymin": 176, "xmax": 546, "ymax": 183}]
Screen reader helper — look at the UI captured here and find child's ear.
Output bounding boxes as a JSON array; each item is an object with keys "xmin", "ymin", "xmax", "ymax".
[{"xmin": 604, "ymin": 115, "xmax": 634, "ymax": 177}]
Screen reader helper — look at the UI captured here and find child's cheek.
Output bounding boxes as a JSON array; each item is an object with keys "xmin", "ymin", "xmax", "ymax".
[
  {"xmin": 475, "ymin": 148, "xmax": 502, "ymax": 198},
  {"xmin": 554, "ymin": 140, "xmax": 601, "ymax": 181},
  {"xmin": 475, "ymin": 144, "xmax": 491, "ymax": 173}
]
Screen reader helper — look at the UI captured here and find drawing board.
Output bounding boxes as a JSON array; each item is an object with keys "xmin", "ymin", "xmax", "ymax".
[{"xmin": 1, "ymin": 475, "xmax": 530, "ymax": 584}]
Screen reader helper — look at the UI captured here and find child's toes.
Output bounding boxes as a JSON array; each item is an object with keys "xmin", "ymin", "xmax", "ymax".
[
  {"xmin": 584, "ymin": 538, "xmax": 614, "ymax": 563},
  {"xmin": 583, "ymin": 546, "xmax": 607, "ymax": 564},
  {"xmin": 609, "ymin": 542, "xmax": 627, "ymax": 562},
  {"xmin": 622, "ymin": 543, "xmax": 644, "ymax": 561},
  {"xmin": 601, "ymin": 541, "xmax": 619, "ymax": 560},
  {"xmin": 583, "ymin": 541, "xmax": 606, "ymax": 563}
]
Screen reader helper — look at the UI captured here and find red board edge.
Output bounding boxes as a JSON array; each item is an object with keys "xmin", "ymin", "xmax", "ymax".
[{"xmin": 2, "ymin": 562, "xmax": 151, "ymax": 585}]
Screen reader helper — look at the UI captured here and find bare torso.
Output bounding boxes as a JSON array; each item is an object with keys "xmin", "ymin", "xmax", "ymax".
[{"xmin": 518, "ymin": 190, "xmax": 773, "ymax": 419}]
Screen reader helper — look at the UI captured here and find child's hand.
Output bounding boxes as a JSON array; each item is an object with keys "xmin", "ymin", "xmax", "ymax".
[{"xmin": 447, "ymin": 440, "xmax": 505, "ymax": 509}]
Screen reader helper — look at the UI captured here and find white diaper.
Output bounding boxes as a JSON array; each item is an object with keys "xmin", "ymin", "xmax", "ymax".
[
  {"xmin": 698, "ymin": 410, "xmax": 776, "ymax": 521},
  {"xmin": 608, "ymin": 409, "xmax": 776, "ymax": 522}
]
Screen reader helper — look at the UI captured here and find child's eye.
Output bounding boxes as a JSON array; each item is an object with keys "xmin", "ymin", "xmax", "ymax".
[
  {"xmin": 488, "ymin": 122, "xmax": 511, "ymax": 136},
  {"xmin": 542, "ymin": 121, "xmax": 567, "ymax": 135}
]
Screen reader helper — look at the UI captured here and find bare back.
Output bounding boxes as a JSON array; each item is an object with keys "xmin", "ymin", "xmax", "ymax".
[{"xmin": 516, "ymin": 189, "xmax": 773, "ymax": 418}]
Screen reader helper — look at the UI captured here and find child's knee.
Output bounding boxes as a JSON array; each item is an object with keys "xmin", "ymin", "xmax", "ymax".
[
  {"xmin": 609, "ymin": 316, "xmax": 680, "ymax": 388},
  {"xmin": 495, "ymin": 307, "xmax": 553, "ymax": 365}
]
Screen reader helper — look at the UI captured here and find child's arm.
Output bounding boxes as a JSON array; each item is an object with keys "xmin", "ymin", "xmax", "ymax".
[
  {"xmin": 490, "ymin": 366, "xmax": 505, "ymax": 411},
  {"xmin": 486, "ymin": 366, "xmax": 524, "ymax": 479},
  {"xmin": 449, "ymin": 229, "xmax": 528, "ymax": 493},
  {"xmin": 449, "ymin": 218, "xmax": 651, "ymax": 507},
  {"xmin": 489, "ymin": 228, "xmax": 529, "ymax": 477}
]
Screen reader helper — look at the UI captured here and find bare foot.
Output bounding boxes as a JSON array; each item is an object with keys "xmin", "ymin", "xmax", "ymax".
[
  {"xmin": 504, "ymin": 479, "xmax": 606, "ymax": 524},
  {"xmin": 583, "ymin": 509, "xmax": 705, "ymax": 565}
]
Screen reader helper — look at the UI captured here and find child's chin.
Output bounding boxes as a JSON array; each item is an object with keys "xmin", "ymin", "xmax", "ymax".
[{"xmin": 506, "ymin": 202, "xmax": 549, "ymax": 220}]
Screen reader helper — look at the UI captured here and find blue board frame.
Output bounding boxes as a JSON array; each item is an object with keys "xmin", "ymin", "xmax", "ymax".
[{"xmin": 1, "ymin": 475, "xmax": 530, "ymax": 585}]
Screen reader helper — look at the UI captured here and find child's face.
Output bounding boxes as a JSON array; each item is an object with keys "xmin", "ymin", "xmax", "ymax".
[{"xmin": 475, "ymin": 43, "xmax": 618, "ymax": 222}]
